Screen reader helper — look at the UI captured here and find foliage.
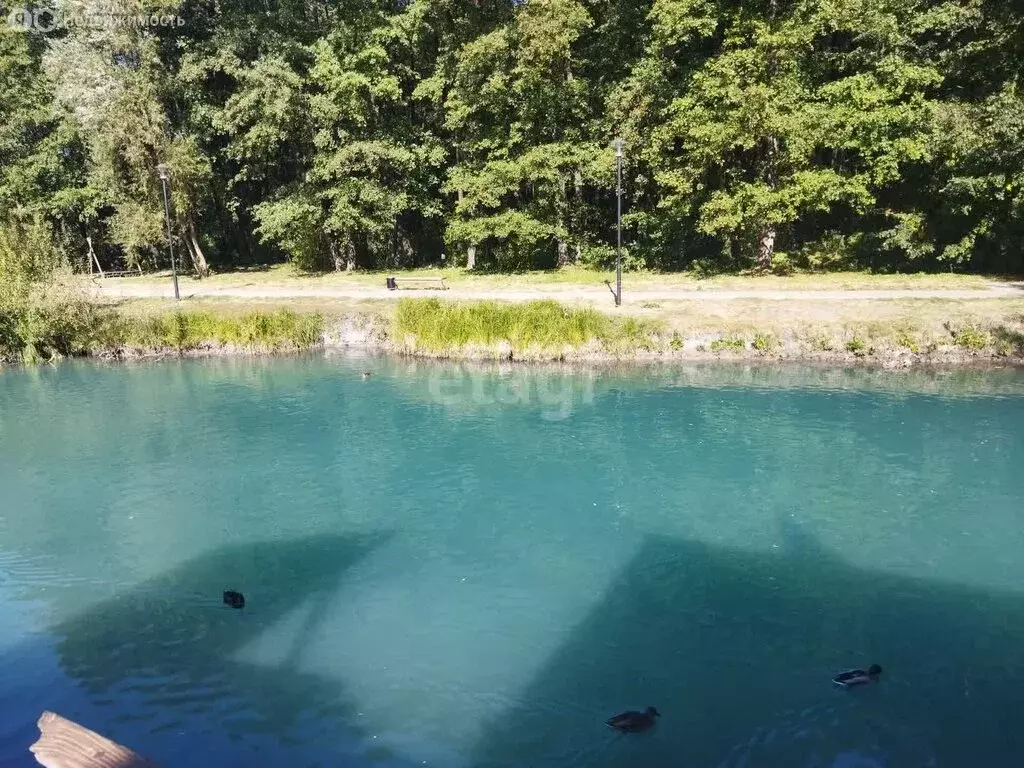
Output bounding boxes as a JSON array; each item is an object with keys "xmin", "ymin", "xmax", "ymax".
[
  {"xmin": 896, "ymin": 331, "xmax": 921, "ymax": 353},
  {"xmin": 1, "ymin": 0, "xmax": 1023, "ymax": 275},
  {"xmin": 845, "ymin": 336, "xmax": 868, "ymax": 354},
  {"xmin": 0, "ymin": 210, "xmax": 322, "ymax": 360},
  {"xmin": 393, "ymin": 298, "xmax": 657, "ymax": 352},
  {"xmin": 753, "ymin": 332, "xmax": 777, "ymax": 353},
  {"xmin": 710, "ymin": 336, "xmax": 746, "ymax": 352},
  {"xmin": 810, "ymin": 333, "xmax": 835, "ymax": 352},
  {"xmin": 116, "ymin": 310, "xmax": 324, "ymax": 351},
  {"xmin": 949, "ymin": 325, "xmax": 989, "ymax": 350},
  {"xmin": 0, "ymin": 213, "xmax": 106, "ymax": 361}
]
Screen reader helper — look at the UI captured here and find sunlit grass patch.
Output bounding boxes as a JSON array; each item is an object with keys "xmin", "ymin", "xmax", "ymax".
[
  {"xmin": 393, "ymin": 298, "xmax": 661, "ymax": 353},
  {"xmin": 113, "ymin": 309, "xmax": 323, "ymax": 351}
]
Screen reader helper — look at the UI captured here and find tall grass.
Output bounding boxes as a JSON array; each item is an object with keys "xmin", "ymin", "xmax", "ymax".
[
  {"xmin": 393, "ymin": 298, "xmax": 659, "ymax": 353},
  {"xmin": 1, "ymin": 216, "xmax": 326, "ymax": 361},
  {"xmin": 114, "ymin": 309, "xmax": 324, "ymax": 352},
  {"xmin": 1, "ymin": 215, "xmax": 107, "ymax": 362}
]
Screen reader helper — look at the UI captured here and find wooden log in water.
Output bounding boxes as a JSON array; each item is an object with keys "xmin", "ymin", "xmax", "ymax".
[{"xmin": 30, "ymin": 711, "xmax": 159, "ymax": 768}]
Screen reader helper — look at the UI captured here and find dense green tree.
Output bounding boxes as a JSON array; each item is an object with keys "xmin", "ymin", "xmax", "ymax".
[
  {"xmin": 0, "ymin": 0, "xmax": 1021, "ymax": 274},
  {"xmin": 621, "ymin": 0, "xmax": 939, "ymax": 270},
  {"xmin": 445, "ymin": 0, "xmax": 606, "ymax": 270},
  {"xmin": 0, "ymin": 23, "xmax": 88, "ymax": 263},
  {"xmin": 930, "ymin": 87, "xmax": 1024, "ymax": 271}
]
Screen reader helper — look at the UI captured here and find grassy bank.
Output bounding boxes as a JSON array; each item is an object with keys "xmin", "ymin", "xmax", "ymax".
[
  {"xmin": 389, "ymin": 297, "xmax": 1024, "ymax": 364},
  {"xmin": 3, "ymin": 290, "xmax": 1023, "ymax": 367},
  {"xmin": 393, "ymin": 298, "xmax": 659, "ymax": 356},
  {"xmin": 111, "ymin": 308, "xmax": 323, "ymax": 353},
  {"xmin": 1, "ymin": 298, "xmax": 324, "ymax": 363}
]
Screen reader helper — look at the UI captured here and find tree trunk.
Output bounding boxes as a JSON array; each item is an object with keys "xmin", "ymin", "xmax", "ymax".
[
  {"xmin": 186, "ymin": 216, "xmax": 210, "ymax": 278},
  {"xmin": 329, "ymin": 240, "xmax": 345, "ymax": 272},
  {"xmin": 457, "ymin": 187, "xmax": 477, "ymax": 270},
  {"xmin": 571, "ymin": 169, "xmax": 584, "ymax": 267},
  {"xmin": 345, "ymin": 239, "xmax": 356, "ymax": 272},
  {"xmin": 756, "ymin": 225, "xmax": 776, "ymax": 271},
  {"xmin": 557, "ymin": 239, "xmax": 570, "ymax": 267},
  {"xmin": 756, "ymin": 133, "xmax": 780, "ymax": 272}
]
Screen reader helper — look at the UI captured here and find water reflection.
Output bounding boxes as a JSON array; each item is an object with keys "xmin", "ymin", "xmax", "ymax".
[
  {"xmin": 37, "ymin": 533, "xmax": 393, "ymax": 764},
  {"xmin": 1, "ymin": 357, "xmax": 1023, "ymax": 767},
  {"xmin": 470, "ymin": 526, "xmax": 1024, "ymax": 767}
]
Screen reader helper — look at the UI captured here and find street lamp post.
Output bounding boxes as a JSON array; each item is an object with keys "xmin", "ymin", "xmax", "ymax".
[
  {"xmin": 156, "ymin": 164, "xmax": 180, "ymax": 301},
  {"xmin": 613, "ymin": 138, "xmax": 624, "ymax": 307}
]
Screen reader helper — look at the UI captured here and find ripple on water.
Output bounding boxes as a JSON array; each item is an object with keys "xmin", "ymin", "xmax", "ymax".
[{"xmin": 0, "ymin": 358, "xmax": 1022, "ymax": 767}]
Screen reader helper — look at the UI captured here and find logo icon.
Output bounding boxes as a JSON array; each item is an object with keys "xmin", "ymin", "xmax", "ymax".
[
  {"xmin": 31, "ymin": 8, "xmax": 58, "ymax": 31},
  {"xmin": 6, "ymin": 6, "xmax": 34, "ymax": 29}
]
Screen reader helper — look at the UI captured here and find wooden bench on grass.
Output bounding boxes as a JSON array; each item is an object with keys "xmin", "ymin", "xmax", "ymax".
[{"xmin": 386, "ymin": 275, "xmax": 448, "ymax": 291}]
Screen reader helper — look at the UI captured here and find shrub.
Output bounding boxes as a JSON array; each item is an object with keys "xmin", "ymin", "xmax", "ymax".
[
  {"xmin": 689, "ymin": 256, "xmax": 732, "ymax": 279},
  {"xmin": 753, "ymin": 332, "xmax": 777, "ymax": 353},
  {"xmin": 770, "ymin": 252, "xmax": 793, "ymax": 275},
  {"xmin": 992, "ymin": 327, "xmax": 1024, "ymax": 357},
  {"xmin": 895, "ymin": 331, "xmax": 920, "ymax": 353},
  {"xmin": 951, "ymin": 325, "xmax": 989, "ymax": 350},
  {"xmin": 809, "ymin": 333, "xmax": 835, "ymax": 352},
  {"xmin": 710, "ymin": 336, "xmax": 746, "ymax": 352},
  {"xmin": 1, "ymin": 216, "xmax": 109, "ymax": 362},
  {"xmin": 845, "ymin": 336, "xmax": 868, "ymax": 354},
  {"xmin": 17, "ymin": 279, "xmax": 109, "ymax": 361},
  {"xmin": 796, "ymin": 233, "xmax": 861, "ymax": 271}
]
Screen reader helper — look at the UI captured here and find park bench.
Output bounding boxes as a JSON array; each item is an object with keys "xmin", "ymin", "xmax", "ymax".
[{"xmin": 386, "ymin": 276, "xmax": 449, "ymax": 291}]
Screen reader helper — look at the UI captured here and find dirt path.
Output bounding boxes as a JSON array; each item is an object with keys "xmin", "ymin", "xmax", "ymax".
[{"xmin": 94, "ymin": 278, "xmax": 1024, "ymax": 305}]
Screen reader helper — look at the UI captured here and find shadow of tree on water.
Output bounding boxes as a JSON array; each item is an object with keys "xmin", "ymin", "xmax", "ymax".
[
  {"xmin": 471, "ymin": 526, "xmax": 1024, "ymax": 768},
  {"xmin": 9, "ymin": 524, "xmax": 1024, "ymax": 768},
  {"xmin": 6, "ymin": 531, "xmax": 430, "ymax": 768}
]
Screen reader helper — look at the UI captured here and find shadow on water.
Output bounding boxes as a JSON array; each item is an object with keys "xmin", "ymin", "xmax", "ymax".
[
  {"xmin": 471, "ymin": 525, "xmax": 1024, "ymax": 768},
  {"xmin": 8, "ymin": 524, "xmax": 1024, "ymax": 767},
  {"xmin": 5, "ymin": 532, "xmax": 406, "ymax": 767}
]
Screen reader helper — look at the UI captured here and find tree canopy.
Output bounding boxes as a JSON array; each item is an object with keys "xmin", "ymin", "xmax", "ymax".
[{"xmin": 1, "ymin": 0, "xmax": 1022, "ymax": 274}]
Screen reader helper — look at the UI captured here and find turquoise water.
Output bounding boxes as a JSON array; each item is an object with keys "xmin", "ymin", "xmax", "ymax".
[{"xmin": 1, "ymin": 357, "xmax": 1024, "ymax": 767}]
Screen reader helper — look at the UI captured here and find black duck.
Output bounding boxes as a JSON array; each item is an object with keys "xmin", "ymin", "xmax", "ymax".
[
  {"xmin": 833, "ymin": 664, "xmax": 882, "ymax": 688},
  {"xmin": 606, "ymin": 707, "xmax": 660, "ymax": 733}
]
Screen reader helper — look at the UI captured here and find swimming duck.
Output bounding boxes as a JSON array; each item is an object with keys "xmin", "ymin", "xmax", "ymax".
[
  {"xmin": 606, "ymin": 707, "xmax": 660, "ymax": 733},
  {"xmin": 361, "ymin": 372, "xmax": 372, "ymax": 379},
  {"xmin": 833, "ymin": 664, "xmax": 882, "ymax": 688},
  {"xmin": 223, "ymin": 590, "xmax": 245, "ymax": 609}
]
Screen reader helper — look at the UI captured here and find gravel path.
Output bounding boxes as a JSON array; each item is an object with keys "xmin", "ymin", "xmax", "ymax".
[{"xmin": 93, "ymin": 279, "xmax": 1024, "ymax": 304}]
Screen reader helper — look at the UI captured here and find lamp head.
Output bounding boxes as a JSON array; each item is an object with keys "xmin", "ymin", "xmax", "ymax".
[{"xmin": 156, "ymin": 163, "xmax": 169, "ymax": 181}]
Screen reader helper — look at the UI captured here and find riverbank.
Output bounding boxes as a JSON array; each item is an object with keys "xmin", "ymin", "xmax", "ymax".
[
  {"xmin": 3, "ymin": 269, "xmax": 1024, "ymax": 368},
  {"xmin": 63, "ymin": 297, "xmax": 1024, "ymax": 369}
]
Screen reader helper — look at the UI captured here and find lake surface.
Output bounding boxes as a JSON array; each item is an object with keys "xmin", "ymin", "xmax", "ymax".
[{"xmin": 1, "ymin": 357, "xmax": 1023, "ymax": 767}]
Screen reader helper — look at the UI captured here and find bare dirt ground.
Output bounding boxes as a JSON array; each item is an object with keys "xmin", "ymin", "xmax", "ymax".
[{"xmin": 93, "ymin": 274, "xmax": 1024, "ymax": 305}]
